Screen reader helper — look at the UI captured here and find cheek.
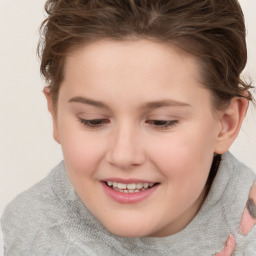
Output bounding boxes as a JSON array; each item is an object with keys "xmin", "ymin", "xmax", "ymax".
[
  {"xmin": 148, "ymin": 123, "xmax": 217, "ymax": 181},
  {"xmin": 153, "ymin": 133, "xmax": 214, "ymax": 212},
  {"xmin": 58, "ymin": 121, "xmax": 106, "ymax": 177}
]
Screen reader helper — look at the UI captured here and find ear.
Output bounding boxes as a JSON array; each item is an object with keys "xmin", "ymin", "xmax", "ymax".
[
  {"xmin": 43, "ymin": 87, "xmax": 60, "ymax": 144},
  {"xmin": 214, "ymin": 97, "xmax": 248, "ymax": 154}
]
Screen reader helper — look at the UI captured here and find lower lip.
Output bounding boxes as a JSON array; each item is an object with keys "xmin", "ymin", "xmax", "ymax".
[{"xmin": 101, "ymin": 182, "xmax": 159, "ymax": 204}]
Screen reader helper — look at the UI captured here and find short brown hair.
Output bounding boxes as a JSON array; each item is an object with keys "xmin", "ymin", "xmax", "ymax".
[{"xmin": 38, "ymin": 0, "xmax": 253, "ymax": 108}]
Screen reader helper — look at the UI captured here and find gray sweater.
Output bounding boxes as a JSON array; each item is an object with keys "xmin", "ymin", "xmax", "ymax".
[{"xmin": 1, "ymin": 152, "xmax": 256, "ymax": 255}]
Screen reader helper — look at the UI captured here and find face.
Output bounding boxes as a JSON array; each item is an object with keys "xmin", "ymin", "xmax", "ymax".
[{"xmin": 47, "ymin": 39, "xmax": 224, "ymax": 237}]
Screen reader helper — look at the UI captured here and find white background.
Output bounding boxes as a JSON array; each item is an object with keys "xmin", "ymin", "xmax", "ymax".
[{"xmin": 0, "ymin": 0, "xmax": 255, "ymax": 214}]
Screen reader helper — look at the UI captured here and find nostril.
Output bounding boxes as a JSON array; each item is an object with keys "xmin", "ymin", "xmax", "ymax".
[{"xmin": 106, "ymin": 129, "xmax": 146, "ymax": 168}]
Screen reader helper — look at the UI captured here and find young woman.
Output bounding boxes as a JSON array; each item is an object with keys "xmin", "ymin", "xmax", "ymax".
[{"xmin": 1, "ymin": 0, "xmax": 255, "ymax": 255}]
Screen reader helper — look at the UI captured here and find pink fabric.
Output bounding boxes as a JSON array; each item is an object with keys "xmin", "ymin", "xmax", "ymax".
[{"xmin": 215, "ymin": 235, "xmax": 236, "ymax": 256}]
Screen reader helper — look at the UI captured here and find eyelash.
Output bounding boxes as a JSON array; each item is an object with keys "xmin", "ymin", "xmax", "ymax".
[
  {"xmin": 145, "ymin": 120, "xmax": 178, "ymax": 129},
  {"xmin": 79, "ymin": 118, "xmax": 178, "ymax": 130},
  {"xmin": 79, "ymin": 118, "xmax": 110, "ymax": 128}
]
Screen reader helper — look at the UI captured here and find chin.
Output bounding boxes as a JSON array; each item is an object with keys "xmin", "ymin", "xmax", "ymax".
[{"xmin": 103, "ymin": 222, "xmax": 153, "ymax": 238}]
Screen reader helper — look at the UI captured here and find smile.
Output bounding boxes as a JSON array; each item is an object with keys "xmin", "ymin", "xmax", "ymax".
[
  {"xmin": 102, "ymin": 179, "xmax": 159, "ymax": 203},
  {"xmin": 105, "ymin": 181, "xmax": 155, "ymax": 193}
]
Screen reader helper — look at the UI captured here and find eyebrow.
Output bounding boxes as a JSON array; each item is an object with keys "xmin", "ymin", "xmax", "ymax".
[
  {"xmin": 140, "ymin": 99, "xmax": 191, "ymax": 111},
  {"xmin": 68, "ymin": 96, "xmax": 191, "ymax": 110},
  {"xmin": 68, "ymin": 96, "xmax": 110, "ymax": 109}
]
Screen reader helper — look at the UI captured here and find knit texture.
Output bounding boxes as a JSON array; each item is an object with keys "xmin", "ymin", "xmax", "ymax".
[{"xmin": 1, "ymin": 152, "xmax": 256, "ymax": 255}]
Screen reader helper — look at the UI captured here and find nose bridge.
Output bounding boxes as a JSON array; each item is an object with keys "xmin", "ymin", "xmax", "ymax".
[{"xmin": 107, "ymin": 121, "xmax": 145, "ymax": 168}]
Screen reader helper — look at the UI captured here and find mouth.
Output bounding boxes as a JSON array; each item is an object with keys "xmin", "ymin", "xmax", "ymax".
[
  {"xmin": 104, "ymin": 181, "xmax": 159, "ymax": 193},
  {"xmin": 102, "ymin": 180, "xmax": 160, "ymax": 203}
]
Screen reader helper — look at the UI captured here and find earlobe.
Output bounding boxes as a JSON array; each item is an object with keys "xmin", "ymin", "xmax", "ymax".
[
  {"xmin": 43, "ymin": 87, "xmax": 60, "ymax": 144},
  {"xmin": 214, "ymin": 97, "xmax": 248, "ymax": 154}
]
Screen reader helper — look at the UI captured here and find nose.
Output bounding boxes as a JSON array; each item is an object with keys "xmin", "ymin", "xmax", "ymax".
[{"xmin": 106, "ymin": 123, "xmax": 146, "ymax": 169}]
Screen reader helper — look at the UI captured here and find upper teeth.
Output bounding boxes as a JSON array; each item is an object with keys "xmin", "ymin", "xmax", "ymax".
[{"xmin": 107, "ymin": 181, "xmax": 154, "ymax": 190}]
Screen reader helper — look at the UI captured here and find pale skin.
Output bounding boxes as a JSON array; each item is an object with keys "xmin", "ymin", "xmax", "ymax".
[{"xmin": 44, "ymin": 39, "xmax": 248, "ymax": 241}]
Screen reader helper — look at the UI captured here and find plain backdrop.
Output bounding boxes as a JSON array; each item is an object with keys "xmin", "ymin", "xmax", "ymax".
[{"xmin": 0, "ymin": 0, "xmax": 255, "ymax": 213}]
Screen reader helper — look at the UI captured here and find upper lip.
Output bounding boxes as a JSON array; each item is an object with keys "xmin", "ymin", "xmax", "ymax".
[{"xmin": 101, "ymin": 178, "xmax": 158, "ymax": 184}]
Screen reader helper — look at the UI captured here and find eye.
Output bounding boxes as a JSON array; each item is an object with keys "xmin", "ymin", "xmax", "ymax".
[
  {"xmin": 146, "ymin": 120, "xmax": 178, "ymax": 129},
  {"xmin": 79, "ymin": 118, "xmax": 110, "ymax": 128}
]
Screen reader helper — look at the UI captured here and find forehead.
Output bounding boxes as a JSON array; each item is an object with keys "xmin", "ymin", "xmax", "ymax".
[
  {"xmin": 61, "ymin": 39, "xmax": 213, "ymax": 110},
  {"xmin": 64, "ymin": 38, "xmax": 199, "ymax": 80}
]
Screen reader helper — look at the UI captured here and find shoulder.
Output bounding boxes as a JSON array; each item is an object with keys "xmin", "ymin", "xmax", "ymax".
[
  {"xmin": 233, "ymin": 181, "xmax": 256, "ymax": 254},
  {"xmin": 221, "ymin": 152, "xmax": 256, "ymax": 223},
  {"xmin": 222, "ymin": 152, "xmax": 256, "ymax": 181},
  {"xmin": 220, "ymin": 152, "xmax": 256, "ymax": 204},
  {"xmin": 217, "ymin": 153, "xmax": 256, "ymax": 254},
  {"xmin": 203, "ymin": 153, "xmax": 256, "ymax": 255},
  {"xmin": 0, "ymin": 162, "xmax": 104, "ymax": 255},
  {"xmin": 0, "ymin": 161, "xmax": 73, "ymax": 254},
  {"xmin": 213, "ymin": 152, "xmax": 256, "ymax": 220},
  {"xmin": 1, "ymin": 165, "xmax": 58, "ymax": 226}
]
